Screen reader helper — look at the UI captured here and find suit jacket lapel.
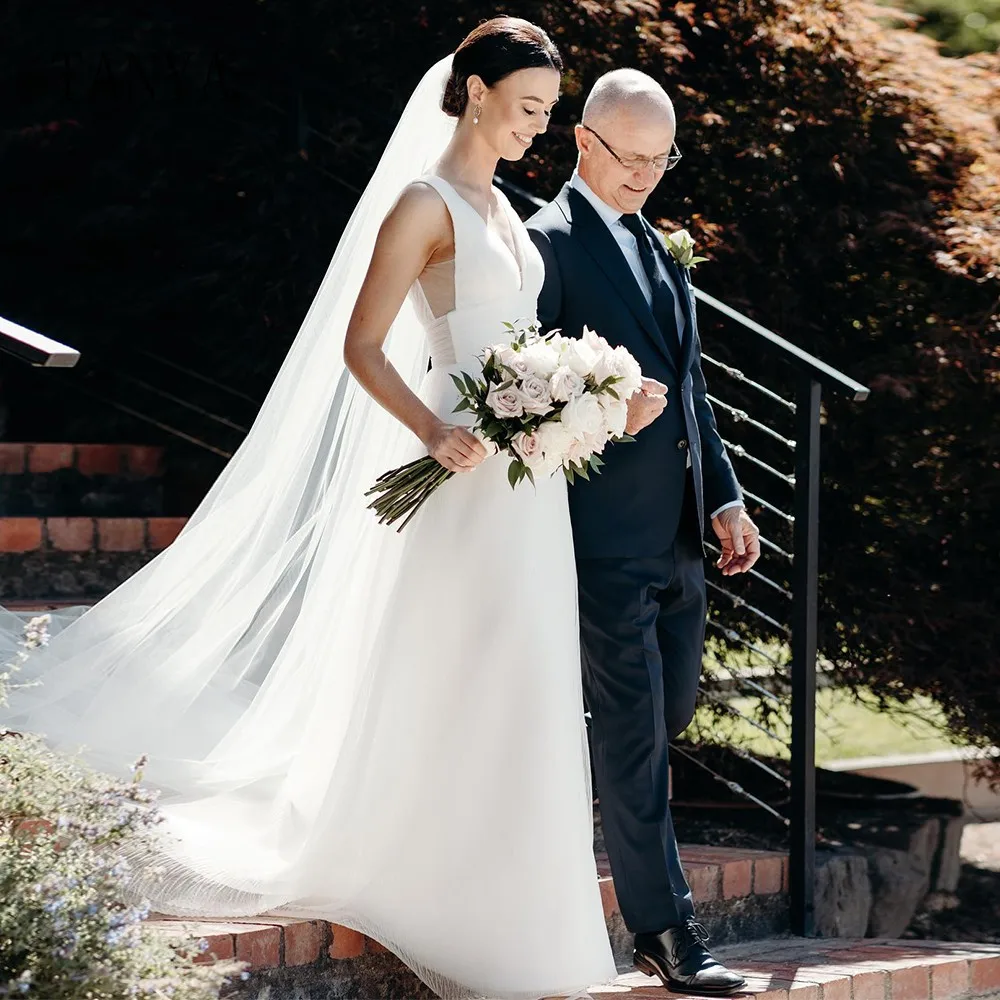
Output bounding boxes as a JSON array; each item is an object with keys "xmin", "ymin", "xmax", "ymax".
[
  {"xmin": 557, "ymin": 185, "xmax": 677, "ymax": 372},
  {"xmin": 647, "ymin": 219, "xmax": 696, "ymax": 373}
]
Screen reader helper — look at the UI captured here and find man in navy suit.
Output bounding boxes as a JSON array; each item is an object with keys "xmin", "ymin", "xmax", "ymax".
[{"xmin": 528, "ymin": 70, "xmax": 761, "ymax": 995}]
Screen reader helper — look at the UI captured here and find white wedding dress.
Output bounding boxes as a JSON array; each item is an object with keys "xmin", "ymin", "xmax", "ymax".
[{"xmin": 0, "ymin": 57, "xmax": 617, "ymax": 1000}]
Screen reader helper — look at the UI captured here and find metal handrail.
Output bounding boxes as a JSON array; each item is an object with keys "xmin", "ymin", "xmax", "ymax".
[
  {"xmin": 0, "ymin": 315, "xmax": 79, "ymax": 368},
  {"xmin": 693, "ymin": 289, "xmax": 869, "ymax": 402}
]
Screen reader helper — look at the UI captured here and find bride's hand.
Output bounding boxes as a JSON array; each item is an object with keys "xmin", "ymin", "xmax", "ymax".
[{"xmin": 424, "ymin": 422, "xmax": 488, "ymax": 473}]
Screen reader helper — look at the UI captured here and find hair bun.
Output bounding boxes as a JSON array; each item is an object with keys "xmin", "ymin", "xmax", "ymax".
[{"xmin": 441, "ymin": 71, "xmax": 467, "ymax": 118}]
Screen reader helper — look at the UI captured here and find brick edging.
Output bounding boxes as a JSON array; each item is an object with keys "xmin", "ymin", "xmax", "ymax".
[
  {"xmin": 0, "ymin": 443, "xmax": 164, "ymax": 477},
  {"xmin": 0, "ymin": 517, "xmax": 188, "ymax": 553}
]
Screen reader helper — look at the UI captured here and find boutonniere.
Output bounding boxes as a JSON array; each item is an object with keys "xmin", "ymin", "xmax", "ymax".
[{"xmin": 663, "ymin": 229, "xmax": 708, "ymax": 270}]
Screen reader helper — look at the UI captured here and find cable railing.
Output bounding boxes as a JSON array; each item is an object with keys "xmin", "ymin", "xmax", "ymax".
[{"xmin": 496, "ymin": 174, "xmax": 869, "ymax": 937}]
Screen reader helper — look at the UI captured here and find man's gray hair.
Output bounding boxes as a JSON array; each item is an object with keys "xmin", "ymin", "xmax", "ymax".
[{"xmin": 582, "ymin": 68, "xmax": 675, "ymax": 127}]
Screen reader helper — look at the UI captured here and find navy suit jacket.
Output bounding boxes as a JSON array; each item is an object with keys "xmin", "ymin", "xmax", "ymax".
[{"xmin": 527, "ymin": 183, "xmax": 741, "ymax": 559}]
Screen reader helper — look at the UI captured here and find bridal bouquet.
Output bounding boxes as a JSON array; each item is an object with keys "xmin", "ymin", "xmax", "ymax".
[{"xmin": 366, "ymin": 322, "xmax": 643, "ymax": 530}]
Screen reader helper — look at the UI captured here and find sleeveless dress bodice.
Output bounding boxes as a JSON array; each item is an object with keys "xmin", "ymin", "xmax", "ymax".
[{"xmin": 412, "ymin": 175, "xmax": 545, "ymax": 374}]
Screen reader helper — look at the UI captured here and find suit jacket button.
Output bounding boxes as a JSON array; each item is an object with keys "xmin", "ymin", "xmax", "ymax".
[{"xmin": 677, "ymin": 438, "xmax": 688, "ymax": 450}]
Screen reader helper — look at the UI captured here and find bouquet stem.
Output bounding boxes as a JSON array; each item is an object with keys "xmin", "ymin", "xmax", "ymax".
[{"xmin": 365, "ymin": 456, "xmax": 453, "ymax": 531}]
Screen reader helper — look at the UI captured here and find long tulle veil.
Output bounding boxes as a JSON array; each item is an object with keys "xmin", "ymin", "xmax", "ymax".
[{"xmin": 0, "ymin": 54, "xmax": 457, "ymax": 915}]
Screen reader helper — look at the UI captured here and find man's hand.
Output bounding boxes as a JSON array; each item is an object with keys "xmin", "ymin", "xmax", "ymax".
[
  {"xmin": 711, "ymin": 506, "xmax": 761, "ymax": 576},
  {"xmin": 625, "ymin": 378, "xmax": 668, "ymax": 435}
]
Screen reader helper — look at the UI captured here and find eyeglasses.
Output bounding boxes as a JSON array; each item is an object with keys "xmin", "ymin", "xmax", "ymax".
[{"xmin": 580, "ymin": 124, "xmax": 682, "ymax": 172}]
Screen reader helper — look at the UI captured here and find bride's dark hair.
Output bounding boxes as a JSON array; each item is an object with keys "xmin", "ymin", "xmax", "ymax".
[{"xmin": 442, "ymin": 17, "xmax": 562, "ymax": 118}]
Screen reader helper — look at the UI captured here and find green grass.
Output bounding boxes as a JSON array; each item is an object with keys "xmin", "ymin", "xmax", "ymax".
[{"xmin": 691, "ymin": 686, "xmax": 962, "ymax": 763}]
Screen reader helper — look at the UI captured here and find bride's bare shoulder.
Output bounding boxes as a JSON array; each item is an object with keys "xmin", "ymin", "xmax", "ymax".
[
  {"xmin": 389, "ymin": 181, "xmax": 451, "ymax": 225},
  {"xmin": 378, "ymin": 181, "xmax": 453, "ymax": 256}
]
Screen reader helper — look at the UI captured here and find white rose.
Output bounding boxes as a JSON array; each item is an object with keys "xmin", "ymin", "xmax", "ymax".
[
  {"xmin": 612, "ymin": 345, "xmax": 643, "ymax": 397},
  {"xmin": 600, "ymin": 396, "xmax": 629, "ymax": 437},
  {"xmin": 559, "ymin": 392, "xmax": 604, "ymax": 438},
  {"xmin": 582, "ymin": 325, "xmax": 612, "ymax": 354},
  {"xmin": 486, "ymin": 384, "xmax": 525, "ymax": 419},
  {"xmin": 590, "ymin": 348, "xmax": 619, "ymax": 388},
  {"xmin": 549, "ymin": 365, "xmax": 586, "ymax": 402},
  {"xmin": 520, "ymin": 340, "xmax": 560, "ymax": 378},
  {"xmin": 560, "ymin": 338, "xmax": 599, "ymax": 378},
  {"xmin": 583, "ymin": 429, "xmax": 610, "ymax": 456},
  {"xmin": 511, "ymin": 430, "xmax": 546, "ymax": 470},
  {"xmin": 518, "ymin": 373, "xmax": 554, "ymax": 415}
]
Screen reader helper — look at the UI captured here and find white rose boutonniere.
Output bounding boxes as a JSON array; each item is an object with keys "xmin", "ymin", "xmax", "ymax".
[{"xmin": 663, "ymin": 229, "xmax": 709, "ymax": 270}]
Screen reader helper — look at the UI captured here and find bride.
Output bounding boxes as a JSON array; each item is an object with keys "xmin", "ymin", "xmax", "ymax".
[{"xmin": 0, "ymin": 17, "xmax": 620, "ymax": 1000}]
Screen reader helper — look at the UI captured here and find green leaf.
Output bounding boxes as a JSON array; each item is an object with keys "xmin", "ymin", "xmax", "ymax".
[
  {"xmin": 508, "ymin": 459, "xmax": 522, "ymax": 489},
  {"xmin": 575, "ymin": 460, "xmax": 590, "ymax": 481},
  {"xmin": 590, "ymin": 453, "xmax": 605, "ymax": 469},
  {"xmin": 524, "ymin": 466, "xmax": 536, "ymax": 487},
  {"xmin": 502, "ymin": 321, "xmax": 515, "ymax": 331},
  {"xmin": 450, "ymin": 373, "xmax": 466, "ymax": 393},
  {"xmin": 565, "ymin": 464, "xmax": 576, "ymax": 485},
  {"xmin": 453, "ymin": 398, "xmax": 472, "ymax": 413}
]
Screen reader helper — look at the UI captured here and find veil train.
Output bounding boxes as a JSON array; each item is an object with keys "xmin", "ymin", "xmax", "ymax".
[{"xmin": 0, "ymin": 55, "xmax": 456, "ymax": 916}]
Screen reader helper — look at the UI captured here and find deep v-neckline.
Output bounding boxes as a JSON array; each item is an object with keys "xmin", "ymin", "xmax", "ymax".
[{"xmin": 432, "ymin": 175, "xmax": 525, "ymax": 292}]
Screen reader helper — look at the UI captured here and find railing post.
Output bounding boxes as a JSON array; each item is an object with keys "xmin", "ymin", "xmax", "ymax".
[{"xmin": 790, "ymin": 376, "xmax": 820, "ymax": 936}]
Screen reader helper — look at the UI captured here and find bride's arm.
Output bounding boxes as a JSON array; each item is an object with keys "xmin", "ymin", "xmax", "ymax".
[{"xmin": 344, "ymin": 184, "xmax": 486, "ymax": 474}]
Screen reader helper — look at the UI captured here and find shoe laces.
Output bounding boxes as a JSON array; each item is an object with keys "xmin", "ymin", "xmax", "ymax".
[{"xmin": 682, "ymin": 918, "xmax": 711, "ymax": 947}]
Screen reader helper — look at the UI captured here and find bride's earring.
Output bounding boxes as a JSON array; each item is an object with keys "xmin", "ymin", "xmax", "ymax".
[{"xmin": 472, "ymin": 104, "xmax": 482, "ymax": 125}]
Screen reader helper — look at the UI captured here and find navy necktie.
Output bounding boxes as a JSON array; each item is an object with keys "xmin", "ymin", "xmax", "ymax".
[{"xmin": 620, "ymin": 213, "xmax": 680, "ymax": 361}]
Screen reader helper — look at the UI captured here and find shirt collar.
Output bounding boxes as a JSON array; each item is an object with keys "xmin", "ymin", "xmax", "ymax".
[{"xmin": 570, "ymin": 170, "xmax": 623, "ymax": 230}]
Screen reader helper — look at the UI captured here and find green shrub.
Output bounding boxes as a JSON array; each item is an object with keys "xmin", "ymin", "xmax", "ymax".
[{"xmin": 0, "ymin": 619, "xmax": 243, "ymax": 998}]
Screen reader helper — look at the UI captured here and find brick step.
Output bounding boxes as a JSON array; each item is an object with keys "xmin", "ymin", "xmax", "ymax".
[
  {"xmin": 0, "ymin": 443, "xmax": 166, "ymax": 517},
  {"xmin": 149, "ymin": 911, "xmax": 1000, "ymax": 1000},
  {"xmin": 0, "ymin": 516, "xmax": 188, "ymax": 601},
  {"xmin": 0, "ymin": 516, "xmax": 187, "ymax": 553},
  {"xmin": 147, "ymin": 845, "xmax": 792, "ymax": 996},
  {"xmin": 0, "ymin": 443, "xmax": 164, "ymax": 477}
]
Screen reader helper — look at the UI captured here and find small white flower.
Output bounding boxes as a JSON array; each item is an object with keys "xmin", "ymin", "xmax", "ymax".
[
  {"xmin": 549, "ymin": 366, "xmax": 586, "ymax": 402},
  {"xmin": 518, "ymin": 373, "xmax": 554, "ymax": 415},
  {"xmin": 663, "ymin": 228, "xmax": 709, "ymax": 269},
  {"xmin": 560, "ymin": 392, "xmax": 604, "ymax": 438},
  {"xmin": 486, "ymin": 384, "xmax": 525, "ymax": 419}
]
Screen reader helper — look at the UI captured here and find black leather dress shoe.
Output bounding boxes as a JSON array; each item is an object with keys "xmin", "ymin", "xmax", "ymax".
[{"xmin": 634, "ymin": 919, "xmax": 747, "ymax": 996}]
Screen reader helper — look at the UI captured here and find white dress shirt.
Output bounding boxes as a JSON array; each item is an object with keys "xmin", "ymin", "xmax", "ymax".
[{"xmin": 569, "ymin": 171, "xmax": 744, "ymax": 521}]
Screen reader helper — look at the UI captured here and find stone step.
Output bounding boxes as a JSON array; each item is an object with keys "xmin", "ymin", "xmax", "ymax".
[
  {"xmin": 147, "ymin": 845, "xmax": 791, "ymax": 997},
  {"xmin": 0, "ymin": 443, "xmax": 166, "ymax": 517}
]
